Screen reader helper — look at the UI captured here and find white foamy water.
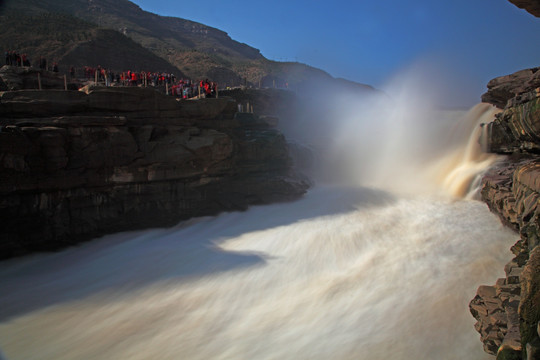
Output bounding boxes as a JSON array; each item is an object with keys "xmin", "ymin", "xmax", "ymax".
[
  {"xmin": 0, "ymin": 185, "xmax": 515, "ymax": 360},
  {"xmin": 0, "ymin": 82, "xmax": 516, "ymax": 359}
]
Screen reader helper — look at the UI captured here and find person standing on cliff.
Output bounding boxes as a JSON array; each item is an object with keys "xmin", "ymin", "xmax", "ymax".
[
  {"xmin": 39, "ymin": 57, "xmax": 47, "ymax": 70},
  {"xmin": 22, "ymin": 54, "xmax": 30, "ymax": 67}
]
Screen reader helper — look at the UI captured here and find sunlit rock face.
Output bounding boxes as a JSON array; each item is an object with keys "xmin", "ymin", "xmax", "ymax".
[
  {"xmin": 486, "ymin": 93, "xmax": 540, "ymax": 154},
  {"xmin": 481, "ymin": 68, "xmax": 540, "ymax": 110},
  {"xmin": 474, "ymin": 55, "xmax": 540, "ymax": 157},
  {"xmin": 0, "ymin": 86, "xmax": 309, "ymax": 259}
]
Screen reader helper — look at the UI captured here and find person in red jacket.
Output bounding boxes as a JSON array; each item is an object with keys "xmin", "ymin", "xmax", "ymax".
[{"xmin": 204, "ymin": 79, "xmax": 211, "ymax": 97}]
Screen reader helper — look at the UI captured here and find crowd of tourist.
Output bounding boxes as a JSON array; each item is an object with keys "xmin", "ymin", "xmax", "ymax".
[
  {"xmin": 5, "ymin": 50, "xmax": 31, "ymax": 67},
  {"xmin": 198, "ymin": 79, "xmax": 218, "ymax": 98},
  {"xmin": 171, "ymin": 79, "xmax": 217, "ymax": 98},
  {"xmin": 81, "ymin": 66, "xmax": 217, "ymax": 98},
  {"xmin": 4, "ymin": 49, "xmax": 219, "ymax": 99},
  {"xmin": 83, "ymin": 66, "xmax": 177, "ymax": 87},
  {"xmin": 5, "ymin": 51, "xmax": 59, "ymax": 72}
]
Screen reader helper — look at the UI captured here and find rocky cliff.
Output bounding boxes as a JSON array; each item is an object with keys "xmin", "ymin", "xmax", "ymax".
[
  {"xmin": 470, "ymin": 65, "xmax": 540, "ymax": 359},
  {"xmin": 0, "ymin": 70, "xmax": 309, "ymax": 259}
]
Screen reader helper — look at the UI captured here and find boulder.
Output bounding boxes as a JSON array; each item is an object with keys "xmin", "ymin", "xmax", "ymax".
[
  {"xmin": 481, "ymin": 68, "xmax": 540, "ymax": 109},
  {"xmin": 471, "ymin": 276, "xmax": 523, "ymax": 357}
]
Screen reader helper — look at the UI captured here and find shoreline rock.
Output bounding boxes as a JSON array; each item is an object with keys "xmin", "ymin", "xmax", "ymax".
[{"xmin": 471, "ymin": 68, "xmax": 540, "ymax": 358}]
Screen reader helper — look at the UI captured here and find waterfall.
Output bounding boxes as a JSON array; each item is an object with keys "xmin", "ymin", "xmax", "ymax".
[
  {"xmin": 284, "ymin": 89, "xmax": 502, "ymax": 199},
  {"xmin": 433, "ymin": 103, "xmax": 502, "ymax": 198}
]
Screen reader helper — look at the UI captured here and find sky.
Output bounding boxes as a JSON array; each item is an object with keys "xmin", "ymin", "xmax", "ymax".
[{"xmin": 129, "ymin": 0, "xmax": 540, "ymax": 107}]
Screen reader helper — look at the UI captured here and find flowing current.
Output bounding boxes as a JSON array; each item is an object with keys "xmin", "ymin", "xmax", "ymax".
[{"xmin": 0, "ymin": 94, "xmax": 518, "ymax": 359}]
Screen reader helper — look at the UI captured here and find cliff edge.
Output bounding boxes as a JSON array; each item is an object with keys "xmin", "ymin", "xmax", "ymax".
[
  {"xmin": 470, "ymin": 64, "xmax": 540, "ymax": 358},
  {"xmin": 0, "ymin": 69, "xmax": 309, "ymax": 259}
]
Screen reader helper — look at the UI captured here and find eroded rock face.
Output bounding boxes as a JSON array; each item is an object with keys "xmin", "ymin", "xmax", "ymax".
[
  {"xmin": 481, "ymin": 68, "xmax": 540, "ymax": 110},
  {"xmin": 474, "ymin": 158, "xmax": 538, "ymax": 359},
  {"xmin": 469, "ymin": 41, "xmax": 540, "ymax": 357},
  {"xmin": 474, "ymin": 125, "xmax": 540, "ymax": 358},
  {"xmin": 470, "ymin": 280, "xmax": 521, "ymax": 357},
  {"xmin": 0, "ymin": 87, "xmax": 309, "ymax": 259},
  {"xmin": 485, "ymin": 89, "xmax": 540, "ymax": 154}
]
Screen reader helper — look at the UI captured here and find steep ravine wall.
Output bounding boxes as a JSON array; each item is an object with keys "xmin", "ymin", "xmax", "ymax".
[
  {"xmin": 0, "ymin": 82, "xmax": 309, "ymax": 260},
  {"xmin": 470, "ymin": 65, "xmax": 540, "ymax": 359}
]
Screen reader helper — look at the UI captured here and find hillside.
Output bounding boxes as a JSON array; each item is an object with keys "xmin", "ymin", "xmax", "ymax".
[
  {"xmin": 0, "ymin": 11, "xmax": 184, "ymax": 76},
  {"xmin": 0, "ymin": 0, "xmax": 375, "ymax": 89}
]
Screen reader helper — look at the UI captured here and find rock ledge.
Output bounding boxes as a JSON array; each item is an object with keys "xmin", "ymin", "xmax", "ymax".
[{"xmin": 0, "ymin": 85, "xmax": 309, "ymax": 259}]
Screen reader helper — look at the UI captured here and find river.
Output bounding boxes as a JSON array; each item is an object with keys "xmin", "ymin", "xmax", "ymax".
[{"xmin": 0, "ymin": 96, "xmax": 518, "ymax": 359}]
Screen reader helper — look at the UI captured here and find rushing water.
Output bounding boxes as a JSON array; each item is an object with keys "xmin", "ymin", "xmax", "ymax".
[{"xmin": 0, "ymin": 97, "xmax": 518, "ymax": 359}]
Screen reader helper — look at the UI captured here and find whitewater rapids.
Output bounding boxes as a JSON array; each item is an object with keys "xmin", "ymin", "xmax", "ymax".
[
  {"xmin": 0, "ymin": 99, "xmax": 517, "ymax": 359},
  {"xmin": 0, "ymin": 185, "xmax": 515, "ymax": 360}
]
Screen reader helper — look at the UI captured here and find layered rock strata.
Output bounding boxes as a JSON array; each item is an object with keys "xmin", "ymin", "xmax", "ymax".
[
  {"xmin": 471, "ymin": 67, "xmax": 540, "ymax": 359},
  {"xmin": 0, "ymin": 85, "xmax": 309, "ymax": 259}
]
